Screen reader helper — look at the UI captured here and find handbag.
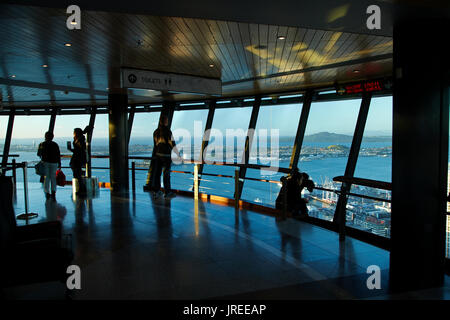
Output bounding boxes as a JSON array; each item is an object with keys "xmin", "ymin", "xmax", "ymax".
[
  {"xmin": 35, "ymin": 161, "xmax": 45, "ymax": 176},
  {"xmin": 56, "ymin": 169, "xmax": 66, "ymax": 186}
]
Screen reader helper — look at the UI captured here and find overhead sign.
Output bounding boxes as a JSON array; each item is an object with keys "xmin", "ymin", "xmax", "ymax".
[
  {"xmin": 122, "ymin": 68, "xmax": 222, "ymax": 96},
  {"xmin": 336, "ymin": 79, "xmax": 392, "ymax": 95}
]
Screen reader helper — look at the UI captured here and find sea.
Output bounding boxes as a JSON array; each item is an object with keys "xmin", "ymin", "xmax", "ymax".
[{"xmin": 6, "ymin": 139, "xmax": 392, "ymax": 207}]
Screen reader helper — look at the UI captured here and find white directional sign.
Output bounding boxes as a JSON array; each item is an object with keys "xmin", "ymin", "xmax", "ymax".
[{"xmin": 122, "ymin": 68, "xmax": 222, "ymax": 96}]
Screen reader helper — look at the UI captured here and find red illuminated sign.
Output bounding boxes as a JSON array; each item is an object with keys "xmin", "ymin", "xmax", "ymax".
[
  {"xmin": 336, "ymin": 79, "xmax": 389, "ymax": 95},
  {"xmin": 345, "ymin": 80, "xmax": 383, "ymax": 94}
]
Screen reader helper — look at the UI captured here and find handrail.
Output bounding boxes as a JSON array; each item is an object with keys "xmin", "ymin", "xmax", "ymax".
[
  {"xmin": 60, "ymin": 154, "xmax": 292, "ymax": 173},
  {"xmin": 333, "ymin": 175, "xmax": 392, "ymax": 191},
  {"xmin": 2, "ymin": 155, "xmax": 392, "ymax": 204}
]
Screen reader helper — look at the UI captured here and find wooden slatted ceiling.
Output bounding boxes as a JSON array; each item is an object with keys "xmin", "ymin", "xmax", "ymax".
[{"xmin": 0, "ymin": 4, "xmax": 392, "ymax": 107}]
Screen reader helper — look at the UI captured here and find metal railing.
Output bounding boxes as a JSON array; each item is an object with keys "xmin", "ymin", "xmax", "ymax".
[
  {"xmin": 2, "ymin": 154, "xmax": 393, "ymax": 203},
  {"xmin": 1, "ymin": 154, "xmax": 394, "ymax": 237}
]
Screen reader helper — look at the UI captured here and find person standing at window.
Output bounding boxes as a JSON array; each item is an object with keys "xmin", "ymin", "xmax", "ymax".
[
  {"xmin": 68, "ymin": 127, "xmax": 87, "ymax": 196},
  {"xmin": 151, "ymin": 115, "xmax": 181, "ymax": 199},
  {"xmin": 37, "ymin": 131, "xmax": 61, "ymax": 200}
]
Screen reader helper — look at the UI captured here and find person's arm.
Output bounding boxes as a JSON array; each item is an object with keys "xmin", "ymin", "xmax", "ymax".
[
  {"xmin": 169, "ymin": 131, "xmax": 181, "ymax": 158},
  {"xmin": 172, "ymin": 145, "xmax": 181, "ymax": 159}
]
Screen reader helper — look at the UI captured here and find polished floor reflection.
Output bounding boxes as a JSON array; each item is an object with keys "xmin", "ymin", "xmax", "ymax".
[{"xmin": 4, "ymin": 183, "xmax": 449, "ymax": 300}]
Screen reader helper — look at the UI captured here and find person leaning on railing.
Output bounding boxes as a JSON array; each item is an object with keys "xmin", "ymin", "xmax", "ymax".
[
  {"xmin": 275, "ymin": 167, "xmax": 314, "ymax": 217},
  {"xmin": 37, "ymin": 131, "xmax": 61, "ymax": 200}
]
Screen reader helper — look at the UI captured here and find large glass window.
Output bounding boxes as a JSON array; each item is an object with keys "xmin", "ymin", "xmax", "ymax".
[
  {"xmin": 301, "ymin": 99, "xmax": 361, "ymax": 222},
  {"xmin": 354, "ymin": 96, "xmax": 392, "ymax": 182},
  {"xmin": 88, "ymin": 113, "xmax": 109, "ymax": 181},
  {"xmin": 201, "ymin": 107, "xmax": 253, "ymax": 198},
  {"xmin": 242, "ymin": 103, "xmax": 302, "ymax": 206},
  {"xmin": 128, "ymin": 111, "xmax": 160, "ymax": 187},
  {"xmin": 8, "ymin": 115, "xmax": 51, "ymax": 185},
  {"xmin": 346, "ymin": 96, "xmax": 393, "ymax": 237},
  {"xmin": 170, "ymin": 109, "xmax": 209, "ymax": 192},
  {"xmin": 53, "ymin": 115, "xmax": 91, "ymax": 180}
]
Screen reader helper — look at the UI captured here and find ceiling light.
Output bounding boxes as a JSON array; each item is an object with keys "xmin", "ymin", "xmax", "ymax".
[
  {"xmin": 353, "ymin": 69, "xmax": 360, "ymax": 73},
  {"xmin": 42, "ymin": 64, "xmax": 48, "ymax": 68},
  {"xmin": 209, "ymin": 64, "xmax": 214, "ymax": 68},
  {"xmin": 11, "ymin": 75, "xmax": 16, "ymax": 78},
  {"xmin": 64, "ymin": 43, "xmax": 72, "ymax": 47},
  {"xmin": 277, "ymin": 36, "xmax": 286, "ymax": 40}
]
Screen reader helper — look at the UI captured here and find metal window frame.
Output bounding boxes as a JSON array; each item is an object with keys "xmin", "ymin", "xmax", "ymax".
[
  {"xmin": 289, "ymin": 90, "xmax": 313, "ymax": 171},
  {"xmin": 235, "ymin": 96, "xmax": 261, "ymax": 200},
  {"xmin": 196, "ymin": 100, "xmax": 216, "ymax": 187},
  {"xmin": 332, "ymin": 92, "xmax": 372, "ymax": 240},
  {"xmin": 1, "ymin": 109, "xmax": 15, "ymax": 169}
]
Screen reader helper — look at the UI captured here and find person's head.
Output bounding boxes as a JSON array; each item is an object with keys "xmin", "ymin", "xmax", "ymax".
[
  {"xmin": 159, "ymin": 115, "xmax": 169, "ymax": 127},
  {"xmin": 44, "ymin": 131, "xmax": 54, "ymax": 141},
  {"xmin": 73, "ymin": 128, "xmax": 84, "ymax": 140}
]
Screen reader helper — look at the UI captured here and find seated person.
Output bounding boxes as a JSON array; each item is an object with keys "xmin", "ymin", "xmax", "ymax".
[{"xmin": 275, "ymin": 168, "xmax": 314, "ymax": 217}]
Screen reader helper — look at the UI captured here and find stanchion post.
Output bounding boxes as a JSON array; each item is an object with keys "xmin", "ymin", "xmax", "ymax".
[
  {"xmin": 234, "ymin": 169, "xmax": 239, "ymax": 209},
  {"xmin": 131, "ymin": 161, "xmax": 136, "ymax": 192},
  {"xmin": 339, "ymin": 183, "xmax": 348, "ymax": 241},
  {"xmin": 282, "ymin": 178, "xmax": 287, "ymax": 220},
  {"xmin": 194, "ymin": 164, "xmax": 199, "ymax": 200},
  {"xmin": 12, "ymin": 159, "xmax": 17, "ymax": 197},
  {"xmin": 23, "ymin": 162, "xmax": 29, "ymax": 225},
  {"xmin": 16, "ymin": 161, "xmax": 38, "ymax": 223}
]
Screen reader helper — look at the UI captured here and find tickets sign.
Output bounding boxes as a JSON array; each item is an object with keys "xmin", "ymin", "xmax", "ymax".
[{"xmin": 122, "ymin": 68, "xmax": 222, "ymax": 96}]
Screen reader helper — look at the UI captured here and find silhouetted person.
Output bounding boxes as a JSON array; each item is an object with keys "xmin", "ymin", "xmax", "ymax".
[
  {"xmin": 68, "ymin": 127, "xmax": 87, "ymax": 196},
  {"xmin": 37, "ymin": 131, "xmax": 61, "ymax": 200},
  {"xmin": 150, "ymin": 115, "xmax": 180, "ymax": 199},
  {"xmin": 276, "ymin": 168, "xmax": 314, "ymax": 217}
]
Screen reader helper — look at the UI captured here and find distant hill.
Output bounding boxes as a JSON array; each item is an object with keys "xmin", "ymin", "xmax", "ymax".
[{"xmin": 303, "ymin": 132, "xmax": 391, "ymax": 143}]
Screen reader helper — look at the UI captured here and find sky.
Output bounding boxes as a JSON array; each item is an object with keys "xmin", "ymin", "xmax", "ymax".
[{"xmin": 0, "ymin": 96, "xmax": 393, "ymax": 141}]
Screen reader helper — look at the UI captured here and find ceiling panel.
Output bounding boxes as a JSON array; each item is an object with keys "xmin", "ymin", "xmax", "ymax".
[{"xmin": 0, "ymin": 4, "xmax": 393, "ymax": 108}]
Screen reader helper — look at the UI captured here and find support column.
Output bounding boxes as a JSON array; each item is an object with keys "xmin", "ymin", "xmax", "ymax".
[
  {"xmin": 48, "ymin": 107, "xmax": 57, "ymax": 134},
  {"xmin": 86, "ymin": 109, "xmax": 96, "ymax": 178},
  {"xmin": 108, "ymin": 91, "xmax": 129, "ymax": 194},
  {"xmin": 390, "ymin": 18, "xmax": 450, "ymax": 292},
  {"xmin": 127, "ymin": 105, "xmax": 135, "ymax": 145},
  {"xmin": 1, "ymin": 109, "xmax": 15, "ymax": 170},
  {"xmin": 162, "ymin": 101, "xmax": 175, "ymax": 128}
]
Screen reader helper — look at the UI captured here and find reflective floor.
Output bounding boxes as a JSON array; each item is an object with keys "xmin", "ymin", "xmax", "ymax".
[{"xmin": 3, "ymin": 182, "xmax": 449, "ymax": 300}]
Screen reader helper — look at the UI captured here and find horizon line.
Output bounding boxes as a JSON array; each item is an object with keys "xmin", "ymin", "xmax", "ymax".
[{"xmin": 5, "ymin": 132, "xmax": 393, "ymax": 140}]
